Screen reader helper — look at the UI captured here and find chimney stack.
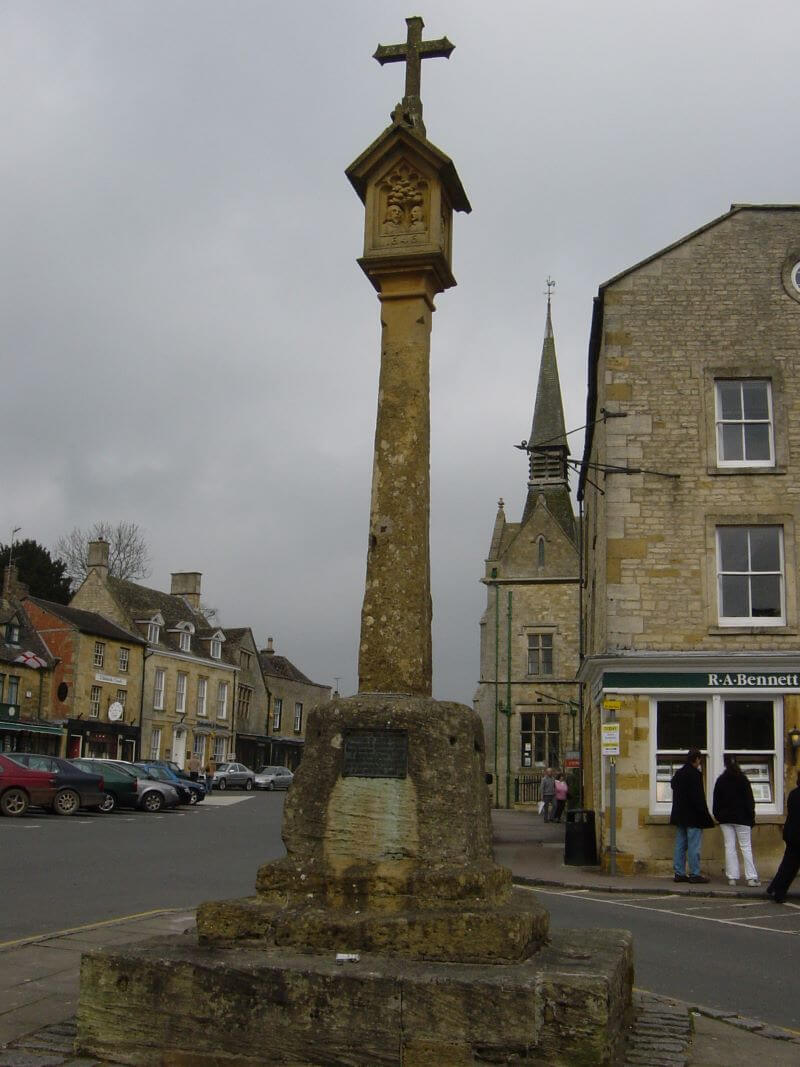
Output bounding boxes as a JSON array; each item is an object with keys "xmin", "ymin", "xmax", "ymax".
[
  {"xmin": 170, "ymin": 572, "xmax": 202, "ymax": 610},
  {"xmin": 87, "ymin": 539, "xmax": 109, "ymax": 581},
  {"xmin": 263, "ymin": 636, "xmax": 275, "ymax": 655}
]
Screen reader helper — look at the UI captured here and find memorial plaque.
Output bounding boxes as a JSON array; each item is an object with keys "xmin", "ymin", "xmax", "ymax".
[{"xmin": 342, "ymin": 729, "xmax": 408, "ymax": 779}]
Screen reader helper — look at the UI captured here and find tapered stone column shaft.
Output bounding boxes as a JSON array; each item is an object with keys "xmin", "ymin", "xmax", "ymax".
[{"xmin": 358, "ymin": 269, "xmax": 441, "ymax": 695}]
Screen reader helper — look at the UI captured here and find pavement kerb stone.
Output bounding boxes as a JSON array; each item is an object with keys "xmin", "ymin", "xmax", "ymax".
[
  {"xmin": 511, "ymin": 873, "xmax": 784, "ymax": 900},
  {"xmin": 688, "ymin": 1003, "xmax": 800, "ymax": 1044},
  {"xmin": 0, "ymin": 908, "xmax": 190, "ymax": 955}
]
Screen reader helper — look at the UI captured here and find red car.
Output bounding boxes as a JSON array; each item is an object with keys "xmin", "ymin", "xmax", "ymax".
[{"xmin": 0, "ymin": 753, "xmax": 59, "ymax": 817}]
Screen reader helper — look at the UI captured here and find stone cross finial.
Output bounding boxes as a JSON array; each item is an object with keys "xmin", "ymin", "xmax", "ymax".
[{"xmin": 374, "ymin": 16, "xmax": 454, "ymax": 131}]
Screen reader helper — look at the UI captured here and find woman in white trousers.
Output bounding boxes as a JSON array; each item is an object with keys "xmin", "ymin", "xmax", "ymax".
[{"xmin": 712, "ymin": 756, "xmax": 759, "ymax": 886}]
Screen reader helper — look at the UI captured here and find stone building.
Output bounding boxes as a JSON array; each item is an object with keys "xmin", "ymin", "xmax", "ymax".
[
  {"xmin": 475, "ymin": 300, "xmax": 581, "ymax": 808},
  {"xmin": 259, "ymin": 638, "xmax": 331, "ymax": 770},
  {"xmin": 223, "ymin": 627, "xmax": 269, "ymax": 769},
  {"xmin": 24, "ymin": 597, "xmax": 145, "ymax": 759},
  {"xmin": 70, "ymin": 541, "xmax": 237, "ymax": 768},
  {"xmin": 578, "ymin": 204, "xmax": 800, "ymax": 874},
  {"xmin": 0, "ymin": 568, "xmax": 59, "ymax": 755}
]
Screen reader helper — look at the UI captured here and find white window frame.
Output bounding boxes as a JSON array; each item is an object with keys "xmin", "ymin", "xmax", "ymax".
[
  {"xmin": 153, "ymin": 668, "xmax": 165, "ymax": 711},
  {"xmin": 293, "ymin": 702, "xmax": 303, "ymax": 733},
  {"xmin": 179, "ymin": 631, "xmax": 191, "ymax": 653},
  {"xmin": 149, "ymin": 727, "xmax": 162, "ymax": 761},
  {"xmin": 210, "ymin": 638, "xmax": 221, "ymax": 660},
  {"xmin": 148, "ymin": 622, "xmax": 160, "ymax": 644},
  {"xmin": 192, "ymin": 733, "xmax": 205, "ymax": 758},
  {"xmin": 116, "ymin": 689, "xmax": 127, "ymax": 708},
  {"xmin": 93, "ymin": 641, "xmax": 105, "ymax": 669},
  {"xmin": 89, "ymin": 685, "xmax": 101, "ymax": 718},
  {"xmin": 715, "ymin": 379, "xmax": 774, "ymax": 468},
  {"xmin": 272, "ymin": 698, "xmax": 283, "ymax": 732},
  {"xmin": 716, "ymin": 525, "xmax": 785, "ymax": 626},
  {"xmin": 649, "ymin": 694, "xmax": 783, "ymax": 816},
  {"xmin": 213, "ymin": 736, "xmax": 226, "ymax": 763},
  {"xmin": 217, "ymin": 681, "xmax": 228, "ymax": 720},
  {"xmin": 197, "ymin": 677, "xmax": 208, "ymax": 717},
  {"xmin": 176, "ymin": 672, "xmax": 187, "ymax": 714},
  {"xmin": 118, "ymin": 647, "xmax": 129, "ymax": 673}
]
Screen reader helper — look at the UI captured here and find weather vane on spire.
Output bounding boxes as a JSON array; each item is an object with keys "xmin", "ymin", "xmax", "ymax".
[
  {"xmin": 373, "ymin": 16, "xmax": 454, "ymax": 133},
  {"xmin": 544, "ymin": 276, "xmax": 556, "ymax": 304}
]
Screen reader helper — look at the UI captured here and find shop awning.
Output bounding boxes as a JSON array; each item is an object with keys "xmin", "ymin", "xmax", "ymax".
[{"xmin": 0, "ymin": 721, "xmax": 64, "ymax": 735}]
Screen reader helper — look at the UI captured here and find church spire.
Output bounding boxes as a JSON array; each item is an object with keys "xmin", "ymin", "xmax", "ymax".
[{"xmin": 521, "ymin": 282, "xmax": 575, "ymax": 538}]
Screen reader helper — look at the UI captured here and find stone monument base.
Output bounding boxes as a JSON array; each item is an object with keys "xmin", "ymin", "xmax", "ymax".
[
  {"xmin": 74, "ymin": 694, "xmax": 633, "ymax": 1062},
  {"xmin": 76, "ymin": 926, "xmax": 633, "ymax": 1065}
]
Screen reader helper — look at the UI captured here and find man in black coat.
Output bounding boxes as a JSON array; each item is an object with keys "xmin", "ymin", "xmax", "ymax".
[
  {"xmin": 670, "ymin": 748, "xmax": 715, "ymax": 883},
  {"xmin": 767, "ymin": 771, "xmax": 800, "ymax": 903}
]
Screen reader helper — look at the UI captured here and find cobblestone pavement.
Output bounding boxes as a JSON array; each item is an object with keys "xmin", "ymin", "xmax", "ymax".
[
  {"xmin": 620, "ymin": 990, "xmax": 800, "ymax": 1067},
  {"xmin": 622, "ymin": 993, "xmax": 694, "ymax": 1066}
]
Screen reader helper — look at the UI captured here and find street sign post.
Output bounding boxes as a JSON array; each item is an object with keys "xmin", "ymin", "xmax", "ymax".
[{"xmin": 602, "ymin": 700, "xmax": 620, "ymax": 876}]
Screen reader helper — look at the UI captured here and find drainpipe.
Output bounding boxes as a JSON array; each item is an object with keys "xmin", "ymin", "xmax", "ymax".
[
  {"xmin": 138, "ymin": 647, "xmax": 151, "ymax": 761},
  {"xmin": 506, "ymin": 590, "xmax": 513, "ymax": 810},
  {"xmin": 492, "ymin": 571, "xmax": 499, "ymax": 808},
  {"xmin": 578, "ymin": 494, "xmax": 585, "ymax": 808}
]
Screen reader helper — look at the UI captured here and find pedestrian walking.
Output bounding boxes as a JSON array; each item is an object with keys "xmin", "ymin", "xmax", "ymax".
[
  {"xmin": 767, "ymin": 771, "xmax": 800, "ymax": 904},
  {"xmin": 205, "ymin": 758, "xmax": 216, "ymax": 795},
  {"xmin": 552, "ymin": 774, "xmax": 568, "ymax": 823},
  {"xmin": 540, "ymin": 767, "xmax": 556, "ymax": 822},
  {"xmin": 712, "ymin": 756, "xmax": 759, "ymax": 887},
  {"xmin": 670, "ymin": 748, "xmax": 715, "ymax": 883},
  {"xmin": 188, "ymin": 753, "xmax": 200, "ymax": 782}
]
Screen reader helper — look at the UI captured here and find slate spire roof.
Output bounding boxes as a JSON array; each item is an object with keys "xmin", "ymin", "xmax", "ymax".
[
  {"xmin": 527, "ymin": 298, "xmax": 569, "ymax": 454},
  {"xmin": 521, "ymin": 294, "xmax": 576, "ymax": 541}
]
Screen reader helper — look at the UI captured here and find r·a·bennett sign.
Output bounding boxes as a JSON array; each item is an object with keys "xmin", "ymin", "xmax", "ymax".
[
  {"xmin": 707, "ymin": 672, "xmax": 800, "ymax": 688},
  {"xmin": 601, "ymin": 670, "xmax": 800, "ymax": 692}
]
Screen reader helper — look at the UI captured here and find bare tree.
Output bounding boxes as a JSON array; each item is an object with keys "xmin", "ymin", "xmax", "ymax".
[{"xmin": 55, "ymin": 521, "xmax": 152, "ymax": 586}]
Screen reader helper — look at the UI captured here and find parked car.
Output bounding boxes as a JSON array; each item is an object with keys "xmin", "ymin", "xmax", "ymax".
[
  {"xmin": 5, "ymin": 753, "xmax": 105, "ymax": 814},
  {"xmin": 70, "ymin": 759, "xmax": 179, "ymax": 813},
  {"xmin": 0, "ymin": 753, "xmax": 59, "ymax": 817},
  {"xmin": 134, "ymin": 762, "xmax": 205, "ymax": 805},
  {"xmin": 146, "ymin": 759, "xmax": 188, "ymax": 778},
  {"xmin": 212, "ymin": 762, "xmax": 255, "ymax": 791},
  {"xmin": 254, "ymin": 765, "xmax": 294, "ymax": 791}
]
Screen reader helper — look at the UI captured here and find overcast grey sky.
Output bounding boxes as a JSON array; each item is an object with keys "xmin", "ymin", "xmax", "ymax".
[{"xmin": 4, "ymin": 2, "xmax": 799, "ymax": 703}]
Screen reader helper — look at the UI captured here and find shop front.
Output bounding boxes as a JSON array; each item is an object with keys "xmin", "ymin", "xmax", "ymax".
[
  {"xmin": 65, "ymin": 719, "xmax": 140, "ymax": 761},
  {"xmin": 268, "ymin": 735, "xmax": 304, "ymax": 772},
  {"xmin": 236, "ymin": 732, "xmax": 269, "ymax": 772},
  {"xmin": 582, "ymin": 656, "xmax": 799, "ymax": 876},
  {"xmin": 0, "ymin": 704, "xmax": 64, "ymax": 755}
]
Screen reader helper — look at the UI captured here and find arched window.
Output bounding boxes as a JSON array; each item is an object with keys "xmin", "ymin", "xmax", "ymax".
[{"xmin": 537, "ymin": 536, "xmax": 546, "ymax": 568}]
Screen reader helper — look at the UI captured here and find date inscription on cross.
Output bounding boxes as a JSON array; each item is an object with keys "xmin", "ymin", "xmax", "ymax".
[{"xmin": 373, "ymin": 16, "xmax": 454, "ymax": 129}]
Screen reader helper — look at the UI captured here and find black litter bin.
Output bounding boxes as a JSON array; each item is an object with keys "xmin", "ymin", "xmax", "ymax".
[{"xmin": 564, "ymin": 809, "xmax": 598, "ymax": 866}]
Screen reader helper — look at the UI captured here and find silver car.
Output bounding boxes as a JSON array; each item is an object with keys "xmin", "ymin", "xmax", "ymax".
[
  {"xmin": 254, "ymin": 765, "xmax": 294, "ymax": 791},
  {"xmin": 212, "ymin": 762, "xmax": 255, "ymax": 791}
]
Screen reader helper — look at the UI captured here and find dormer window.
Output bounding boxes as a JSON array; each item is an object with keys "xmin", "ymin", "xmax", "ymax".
[
  {"xmin": 179, "ymin": 631, "xmax": 191, "ymax": 653},
  {"xmin": 210, "ymin": 638, "xmax": 221, "ymax": 660},
  {"xmin": 148, "ymin": 622, "xmax": 160, "ymax": 644},
  {"xmin": 6, "ymin": 622, "xmax": 19, "ymax": 645}
]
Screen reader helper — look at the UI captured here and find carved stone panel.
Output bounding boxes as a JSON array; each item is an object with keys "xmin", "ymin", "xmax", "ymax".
[{"xmin": 375, "ymin": 159, "xmax": 430, "ymax": 249}]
